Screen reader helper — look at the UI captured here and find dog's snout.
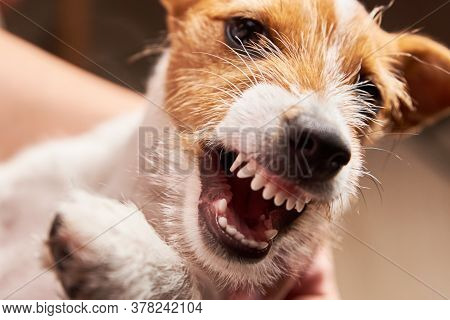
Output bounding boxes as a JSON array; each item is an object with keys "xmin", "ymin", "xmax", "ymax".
[{"xmin": 285, "ymin": 116, "xmax": 351, "ymax": 182}]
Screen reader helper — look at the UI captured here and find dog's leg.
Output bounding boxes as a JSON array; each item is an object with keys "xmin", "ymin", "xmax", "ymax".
[{"xmin": 47, "ymin": 190, "xmax": 199, "ymax": 300}]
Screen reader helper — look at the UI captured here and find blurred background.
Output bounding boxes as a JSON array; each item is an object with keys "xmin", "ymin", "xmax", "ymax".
[{"xmin": 0, "ymin": 0, "xmax": 448, "ymax": 299}]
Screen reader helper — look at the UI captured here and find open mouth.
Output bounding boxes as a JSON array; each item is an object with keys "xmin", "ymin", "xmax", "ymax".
[{"xmin": 198, "ymin": 146, "xmax": 314, "ymax": 260}]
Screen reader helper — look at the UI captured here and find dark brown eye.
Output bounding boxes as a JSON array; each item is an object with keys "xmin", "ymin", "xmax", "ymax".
[
  {"xmin": 358, "ymin": 74, "xmax": 383, "ymax": 120},
  {"xmin": 225, "ymin": 17, "xmax": 269, "ymax": 56}
]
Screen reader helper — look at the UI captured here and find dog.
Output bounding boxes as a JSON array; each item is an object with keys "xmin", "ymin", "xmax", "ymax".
[{"xmin": 0, "ymin": 0, "xmax": 449, "ymax": 299}]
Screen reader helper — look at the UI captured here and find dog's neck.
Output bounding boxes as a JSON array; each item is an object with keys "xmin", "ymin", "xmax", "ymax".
[
  {"xmin": 102, "ymin": 50, "xmax": 173, "ymax": 198},
  {"xmin": 142, "ymin": 49, "xmax": 172, "ymax": 128}
]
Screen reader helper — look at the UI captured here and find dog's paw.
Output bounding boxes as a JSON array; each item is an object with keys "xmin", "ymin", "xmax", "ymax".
[
  {"xmin": 47, "ymin": 191, "xmax": 197, "ymax": 300},
  {"xmin": 48, "ymin": 214, "xmax": 107, "ymax": 299}
]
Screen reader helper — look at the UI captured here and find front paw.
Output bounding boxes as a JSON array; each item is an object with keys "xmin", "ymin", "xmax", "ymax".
[
  {"xmin": 48, "ymin": 213, "xmax": 113, "ymax": 299},
  {"xmin": 46, "ymin": 191, "xmax": 146, "ymax": 299},
  {"xmin": 47, "ymin": 191, "xmax": 197, "ymax": 300}
]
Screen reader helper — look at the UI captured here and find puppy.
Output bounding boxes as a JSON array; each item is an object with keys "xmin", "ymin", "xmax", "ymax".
[{"xmin": 1, "ymin": 0, "xmax": 449, "ymax": 299}]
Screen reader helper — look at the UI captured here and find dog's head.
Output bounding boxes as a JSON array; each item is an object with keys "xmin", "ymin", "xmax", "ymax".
[{"xmin": 148, "ymin": 0, "xmax": 449, "ymax": 289}]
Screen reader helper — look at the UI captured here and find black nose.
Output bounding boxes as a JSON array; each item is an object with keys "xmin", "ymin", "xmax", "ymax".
[{"xmin": 286, "ymin": 117, "xmax": 351, "ymax": 182}]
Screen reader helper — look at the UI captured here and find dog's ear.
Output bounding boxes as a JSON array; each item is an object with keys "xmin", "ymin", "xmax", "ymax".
[
  {"xmin": 391, "ymin": 34, "xmax": 450, "ymax": 132},
  {"xmin": 160, "ymin": 0, "xmax": 197, "ymax": 16}
]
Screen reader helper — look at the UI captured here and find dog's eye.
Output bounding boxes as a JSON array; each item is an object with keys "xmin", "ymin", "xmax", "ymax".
[
  {"xmin": 357, "ymin": 75, "xmax": 383, "ymax": 120},
  {"xmin": 225, "ymin": 17, "xmax": 269, "ymax": 56}
]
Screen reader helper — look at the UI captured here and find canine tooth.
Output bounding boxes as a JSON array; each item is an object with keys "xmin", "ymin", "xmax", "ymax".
[
  {"xmin": 257, "ymin": 242, "xmax": 269, "ymax": 250},
  {"xmin": 237, "ymin": 163, "xmax": 256, "ymax": 179},
  {"xmin": 218, "ymin": 217, "xmax": 228, "ymax": 229},
  {"xmin": 248, "ymin": 240, "xmax": 258, "ymax": 248},
  {"xmin": 262, "ymin": 184, "xmax": 277, "ymax": 200},
  {"xmin": 305, "ymin": 196, "xmax": 312, "ymax": 204},
  {"xmin": 274, "ymin": 192, "xmax": 287, "ymax": 206},
  {"xmin": 251, "ymin": 174, "xmax": 266, "ymax": 191},
  {"xmin": 265, "ymin": 229, "xmax": 278, "ymax": 240},
  {"xmin": 226, "ymin": 225, "xmax": 237, "ymax": 236},
  {"xmin": 216, "ymin": 199, "xmax": 228, "ymax": 214},
  {"xmin": 296, "ymin": 200, "xmax": 305, "ymax": 213},
  {"xmin": 234, "ymin": 232, "xmax": 244, "ymax": 241},
  {"xmin": 286, "ymin": 198, "xmax": 296, "ymax": 211},
  {"xmin": 230, "ymin": 153, "xmax": 244, "ymax": 172}
]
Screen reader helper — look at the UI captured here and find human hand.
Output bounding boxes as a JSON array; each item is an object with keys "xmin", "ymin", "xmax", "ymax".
[{"xmin": 230, "ymin": 246, "xmax": 339, "ymax": 300}]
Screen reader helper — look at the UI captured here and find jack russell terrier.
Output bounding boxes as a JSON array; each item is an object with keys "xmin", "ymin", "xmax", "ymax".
[{"xmin": 0, "ymin": 0, "xmax": 449, "ymax": 299}]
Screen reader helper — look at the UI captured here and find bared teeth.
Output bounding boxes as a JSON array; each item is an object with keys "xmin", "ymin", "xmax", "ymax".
[
  {"xmin": 247, "ymin": 240, "xmax": 258, "ymax": 248},
  {"xmin": 237, "ymin": 162, "xmax": 257, "ymax": 179},
  {"xmin": 262, "ymin": 183, "xmax": 277, "ymax": 200},
  {"xmin": 296, "ymin": 200, "xmax": 306, "ymax": 213},
  {"xmin": 216, "ymin": 199, "xmax": 228, "ymax": 214},
  {"xmin": 251, "ymin": 174, "xmax": 266, "ymax": 191},
  {"xmin": 217, "ymin": 212, "xmax": 270, "ymax": 250},
  {"xmin": 232, "ymin": 156, "xmax": 313, "ymax": 213},
  {"xmin": 265, "ymin": 229, "xmax": 278, "ymax": 241},
  {"xmin": 225, "ymin": 225, "xmax": 237, "ymax": 236},
  {"xmin": 234, "ymin": 232, "xmax": 244, "ymax": 241},
  {"xmin": 257, "ymin": 242, "xmax": 269, "ymax": 250},
  {"xmin": 218, "ymin": 216, "xmax": 228, "ymax": 229},
  {"xmin": 274, "ymin": 192, "xmax": 287, "ymax": 206},
  {"xmin": 225, "ymin": 154, "xmax": 313, "ymax": 248},
  {"xmin": 286, "ymin": 198, "xmax": 296, "ymax": 211},
  {"xmin": 230, "ymin": 153, "xmax": 245, "ymax": 173}
]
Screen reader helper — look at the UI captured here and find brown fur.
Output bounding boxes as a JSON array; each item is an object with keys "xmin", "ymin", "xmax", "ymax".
[
  {"xmin": 161, "ymin": 0, "xmax": 448, "ymax": 138},
  {"xmin": 393, "ymin": 34, "xmax": 450, "ymax": 130}
]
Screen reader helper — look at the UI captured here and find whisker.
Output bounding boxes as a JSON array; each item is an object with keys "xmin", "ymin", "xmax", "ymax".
[
  {"xmin": 193, "ymin": 84, "xmax": 238, "ymax": 102},
  {"xmin": 233, "ymin": 37, "xmax": 267, "ymax": 83},
  {"xmin": 181, "ymin": 68, "xmax": 244, "ymax": 96},
  {"xmin": 192, "ymin": 51, "xmax": 254, "ymax": 88},
  {"xmin": 127, "ymin": 40, "xmax": 168, "ymax": 64},
  {"xmin": 358, "ymin": 130, "xmax": 418, "ymax": 139},
  {"xmin": 216, "ymin": 40, "xmax": 259, "ymax": 86},
  {"xmin": 363, "ymin": 147, "xmax": 403, "ymax": 161},
  {"xmin": 248, "ymin": 37, "xmax": 296, "ymax": 88},
  {"xmin": 361, "ymin": 170, "xmax": 384, "ymax": 202}
]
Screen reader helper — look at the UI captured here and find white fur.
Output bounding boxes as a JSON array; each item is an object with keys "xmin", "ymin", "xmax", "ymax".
[
  {"xmin": 50, "ymin": 190, "xmax": 199, "ymax": 299},
  {"xmin": 334, "ymin": 0, "xmax": 360, "ymax": 26}
]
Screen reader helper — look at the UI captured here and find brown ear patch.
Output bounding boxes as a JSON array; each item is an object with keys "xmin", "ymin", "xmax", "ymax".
[
  {"xmin": 394, "ymin": 34, "xmax": 450, "ymax": 131},
  {"xmin": 160, "ymin": 0, "xmax": 198, "ymax": 16}
]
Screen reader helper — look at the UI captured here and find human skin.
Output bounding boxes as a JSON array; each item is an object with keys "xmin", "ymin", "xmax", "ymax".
[{"xmin": 0, "ymin": 29, "xmax": 145, "ymax": 160}]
